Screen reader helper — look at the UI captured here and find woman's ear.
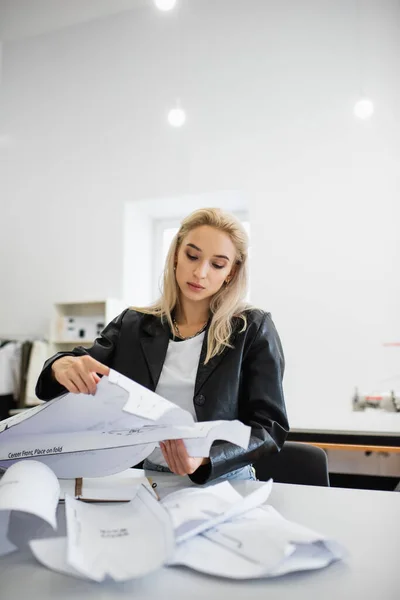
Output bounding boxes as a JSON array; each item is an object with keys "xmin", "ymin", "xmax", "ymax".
[{"xmin": 225, "ymin": 267, "xmax": 237, "ymax": 285}]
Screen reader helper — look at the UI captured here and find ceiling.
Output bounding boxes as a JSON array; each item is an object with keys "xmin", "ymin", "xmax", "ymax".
[{"xmin": 0, "ymin": 0, "xmax": 148, "ymax": 41}]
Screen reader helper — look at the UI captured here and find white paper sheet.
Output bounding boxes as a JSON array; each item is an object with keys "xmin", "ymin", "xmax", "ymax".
[
  {"xmin": 170, "ymin": 502, "xmax": 344, "ymax": 579},
  {"xmin": 0, "ymin": 460, "xmax": 59, "ymax": 556},
  {"xmin": 110, "ymin": 370, "xmax": 194, "ymax": 425},
  {"xmin": 30, "ymin": 537, "xmax": 90, "ymax": 579},
  {"xmin": 31, "ymin": 485, "xmax": 174, "ymax": 582},
  {"xmin": 26, "ymin": 444, "xmax": 154, "ymax": 479},
  {"xmin": 0, "ymin": 511, "xmax": 16, "ymax": 556},
  {"xmin": 170, "ymin": 420, "xmax": 251, "ymax": 457},
  {"xmin": 161, "ymin": 480, "xmax": 273, "ymax": 543},
  {"xmin": 0, "ymin": 370, "xmax": 250, "ymax": 478}
]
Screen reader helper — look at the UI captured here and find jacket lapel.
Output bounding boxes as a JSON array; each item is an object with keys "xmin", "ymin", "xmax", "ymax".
[
  {"xmin": 140, "ymin": 316, "xmax": 170, "ymax": 390},
  {"xmin": 194, "ymin": 322, "xmax": 239, "ymax": 395}
]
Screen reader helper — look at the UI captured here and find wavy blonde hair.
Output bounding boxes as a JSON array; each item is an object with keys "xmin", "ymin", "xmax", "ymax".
[{"xmin": 133, "ymin": 208, "xmax": 250, "ymax": 363}]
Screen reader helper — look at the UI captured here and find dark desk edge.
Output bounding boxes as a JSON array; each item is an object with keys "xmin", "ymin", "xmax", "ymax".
[{"xmin": 288, "ymin": 431, "xmax": 400, "ymax": 448}]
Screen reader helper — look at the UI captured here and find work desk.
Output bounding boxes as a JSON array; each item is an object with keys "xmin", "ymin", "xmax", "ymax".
[
  {"xmin": 288, "ymin": 410, "xmax": 400, "ymax": 452},
  {"xmin": 1, "ymin": 475, "xmax": 399, "ymax": 600}
]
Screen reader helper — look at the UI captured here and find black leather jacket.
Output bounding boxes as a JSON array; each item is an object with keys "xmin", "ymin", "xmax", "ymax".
[{"xmin": 36, "ymin": 308, "xmax": 289, "ymax": 483}]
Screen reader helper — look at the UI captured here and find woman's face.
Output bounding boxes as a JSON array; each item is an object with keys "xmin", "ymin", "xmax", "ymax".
[{"xmin": 175, "ymin": 225, "xmax": 236, "ymax": 305}]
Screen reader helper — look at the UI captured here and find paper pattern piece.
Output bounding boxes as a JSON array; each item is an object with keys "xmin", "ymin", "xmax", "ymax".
[
  {"xmin": 0, "ymin": 370, "xmax": 250, "ymax": 478},
  {"xmin": 31, "ymin": 486, "xmax": 174, "ymax": 582},
  {"xmin": 161, "ymin": 480, "xmax": 273, "ymax": 543},
  {"xmin": 0, "ymin": 460, "xmax": 59, "ymax": 556},
  {"xmin": 170, "ymin": 500, "xmax": 344, "ymax": 579},
  {"xmin": 29, "ymin": 537, "xmax": 89, "ymax": 580},
  {"xmin": 0, "ymin": 462, "xmax": 343, "ymax": 582}
]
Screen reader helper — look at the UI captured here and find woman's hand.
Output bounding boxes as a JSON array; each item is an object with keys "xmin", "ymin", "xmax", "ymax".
[
  {"xmin": 160, "ymin": 439, "xmax": 210, "ymax": 475},
  {"xmin": 51, "ymin": 355, "xmax": 110, "ymax": 395}
]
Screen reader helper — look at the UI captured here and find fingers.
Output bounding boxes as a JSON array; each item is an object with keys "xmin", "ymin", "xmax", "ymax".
[
  {"xmin": 82, "ymin": 356, "xmax": 110, "ymax": 376},
  {"xmin": 169, "ymin": 442, "xmax": 186, "ymax": 475},
  {"xmin": 161, "ymin": 440, "xmax": 195, "ymax": 476},
  {"xmin": 160, "ymin": 442, "xmax": 177, "ymax": 473},
  {"xmin": 63, "ymin": 378, "xmax": 80, "ymax": 394},
  {"xmin": 53, "ymin": 355, "xmax": 109, "ymax": 395},
  {"xmin": 170, "ymin": 439, "xmax": 191, "ymax": 474},
  {"xmin": 160, "ymin": 441, "xmax": 180, "ymax": 474},
  {"xmin": 59, "ymin": 372, "xmax": 91, "ymax": 395},
  {"xmin": 73, "ymin": 362, "xmax": 98, "ymax": 394}
]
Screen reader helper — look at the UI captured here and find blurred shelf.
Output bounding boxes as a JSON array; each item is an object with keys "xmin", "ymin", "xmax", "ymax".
[{"xmin": 49, "ymin": 299, "xmax": 125, "ymax": 354}]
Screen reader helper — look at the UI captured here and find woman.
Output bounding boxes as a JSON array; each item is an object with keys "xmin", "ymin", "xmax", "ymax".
[{"xmin": 36, "ymin": 208, "xmax": 289, "ymax": 484}]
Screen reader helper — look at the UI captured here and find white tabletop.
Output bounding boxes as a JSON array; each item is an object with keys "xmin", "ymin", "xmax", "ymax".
[
  {"xmin": 289, "ymin": 409, "xmax": 400, "ymax": 437},
  {"xmin": 1, "ymin": 474, "xmax": 399, "ymax": 600}
]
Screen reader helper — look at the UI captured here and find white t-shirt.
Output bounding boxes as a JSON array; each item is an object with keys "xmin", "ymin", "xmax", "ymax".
[{"xmin": 147, "ymin": 331, "xmax": 205, "ymax": 466}]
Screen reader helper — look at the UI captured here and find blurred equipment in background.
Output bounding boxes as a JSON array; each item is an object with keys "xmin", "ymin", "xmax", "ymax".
[{"xmin": 352, "ymin": 389, "xmax": 400, "ymax": 412}]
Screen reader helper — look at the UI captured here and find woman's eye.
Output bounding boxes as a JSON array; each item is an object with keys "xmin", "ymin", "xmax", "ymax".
[
  {"xmin": 212, "ymin": 264, "xmax": 224, "ymax": 269},
  {"xmin": 187, "ymin": 253, "xmax": 198, "ymax": 261}
]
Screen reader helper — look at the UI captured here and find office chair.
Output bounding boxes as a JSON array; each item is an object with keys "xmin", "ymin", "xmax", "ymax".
[{"xmin": 254, "ymin": 441, "xmax": 330, "ymax": 486}]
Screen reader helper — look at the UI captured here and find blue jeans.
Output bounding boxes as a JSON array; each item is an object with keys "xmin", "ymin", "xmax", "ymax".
[{"xmin": 143, "ymin": 458, "xmax": 257, "ymax": 482}]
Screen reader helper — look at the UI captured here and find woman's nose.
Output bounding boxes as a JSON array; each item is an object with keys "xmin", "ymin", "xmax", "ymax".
[{"xmin": 194, "ymin": 261, "xmax": 208, "ymax": 278}]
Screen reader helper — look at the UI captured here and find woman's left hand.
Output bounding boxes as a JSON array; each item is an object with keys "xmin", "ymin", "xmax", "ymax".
[{"xmin": 160, "ymin": 439, "xmax": 209, "ymax": 476}]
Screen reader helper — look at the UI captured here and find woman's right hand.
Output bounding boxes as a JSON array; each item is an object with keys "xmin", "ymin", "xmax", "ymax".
[{"xmin": 51, "ymin": 355, "xmax": 110, "ymax": 395}]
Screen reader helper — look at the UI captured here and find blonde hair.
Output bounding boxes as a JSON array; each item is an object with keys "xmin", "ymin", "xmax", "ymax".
[{"xmin": 133, "ymin": 208, "xmax": 250, "ymax": 363}]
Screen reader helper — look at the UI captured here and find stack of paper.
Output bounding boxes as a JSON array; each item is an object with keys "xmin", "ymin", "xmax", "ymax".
[
  {"xmin": 30, "ymin": 478, "xmax": 343, "ymax": 581},
  {"xmin": 1, "ymin": 460, "xmax": 344, "ymax": 581},
  {"xmin": 0, "ymin": 369, "xmax": 250, "ymax": 478}
]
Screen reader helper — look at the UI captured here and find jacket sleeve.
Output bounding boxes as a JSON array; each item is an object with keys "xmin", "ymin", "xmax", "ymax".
[
  {"xmin": 35, "ymin": 309, "xmax": 129, "ymax": 400},
  {"xmin": 190, "ymin": 313, "xmax": 289, "ymax": 484}
]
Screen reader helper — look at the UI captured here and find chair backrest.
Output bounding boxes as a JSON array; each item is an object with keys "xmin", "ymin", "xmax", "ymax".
[{"xmin": 254, "ymin": 442, "xmax": 330, "ymax": 486}]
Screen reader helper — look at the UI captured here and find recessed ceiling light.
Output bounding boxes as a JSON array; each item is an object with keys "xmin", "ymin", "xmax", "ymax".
[
  {"xmin": 354, "ymin": 98, "xmax": 374, "ymax": 120},
  {"xmin": 168, "ymin": 106, "xmax": 186, "ymax": 127},
  {"xmin": 154, "ymin": 0, "xmax": 177, "ymax": 11}
]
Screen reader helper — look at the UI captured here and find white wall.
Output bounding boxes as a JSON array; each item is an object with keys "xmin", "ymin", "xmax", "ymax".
[{"xmin": 0, "ymin": 0, "xmax": 399, "ymax": 416}]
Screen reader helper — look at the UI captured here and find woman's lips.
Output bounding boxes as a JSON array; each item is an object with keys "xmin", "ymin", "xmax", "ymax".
[{"xmin": 187, "ymin": 282, "xmax": 205, "ymax": 291}]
